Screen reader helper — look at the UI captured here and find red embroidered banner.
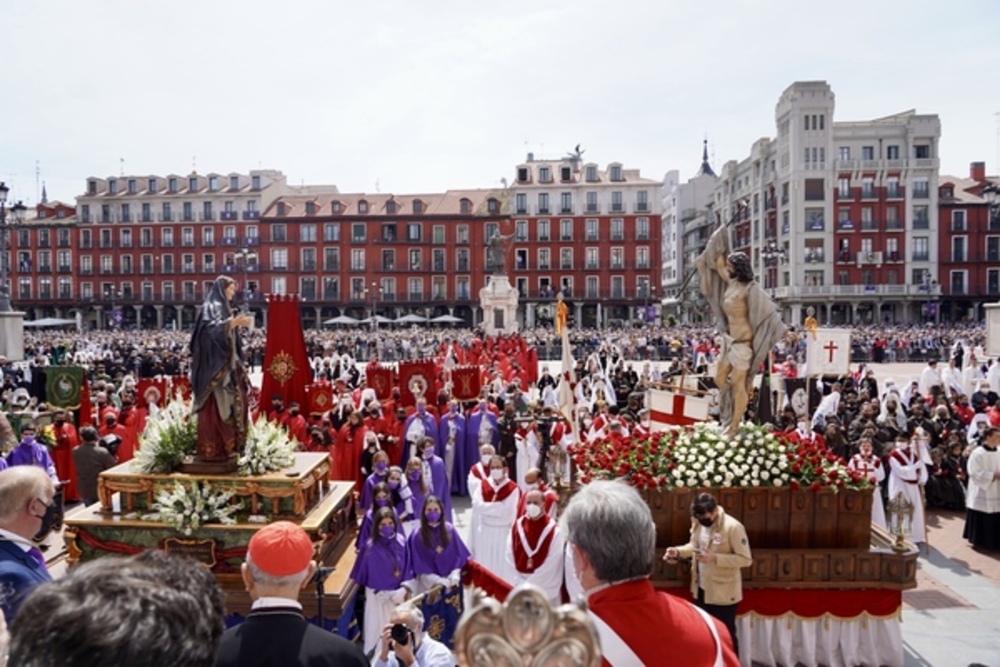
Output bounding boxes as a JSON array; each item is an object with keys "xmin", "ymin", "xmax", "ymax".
[
  {"xmin": 169, "ymin": 376, "xmax": 192, "ymax": 401},
  {"xmin": 305, "ymin": 381, "xmax": 334, "ymax": 415},
  {"xmin": 260, "ymin": 294, "xmax": 313, "ymax": 411},
  {"xmin": 366, "ymin": 365, "xmax": 395, "ymax": 401},
  {"xmin": 137, "ymin": 378, "xmax": 170, "ymax": 408},
  {"xmin": 398, "ymin": 360, "xmax": 436, "ymax": 408},
  {"xmin": 450, "ymin": 365, "xmax": 481, "ymax": 402}
]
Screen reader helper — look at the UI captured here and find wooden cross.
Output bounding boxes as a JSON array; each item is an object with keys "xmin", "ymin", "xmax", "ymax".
[{"xmin": 824, "ymin": 340, "xmax": 839, "ymax": 363}]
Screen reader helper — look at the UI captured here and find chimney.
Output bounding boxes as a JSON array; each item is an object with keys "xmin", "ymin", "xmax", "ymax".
[
  {"xmin": 971, "ymin": 161, "xmax": 986, "ymax": 182},
  {"xmin": 526, "ymin": 152, "xmax": 534, "ymax": 162}
]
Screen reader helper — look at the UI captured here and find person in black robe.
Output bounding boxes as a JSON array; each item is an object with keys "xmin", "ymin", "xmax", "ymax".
[{"xmin": 189, "ymin": 275, "xmax": 254, "ymax": 465}]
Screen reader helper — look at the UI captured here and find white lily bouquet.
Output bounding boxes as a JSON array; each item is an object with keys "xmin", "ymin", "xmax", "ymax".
[
  {"xmin": 132, "ymin": 392, "xmax": 198, "ymax": 474},
  {"xmin": 147, "ymin": 480, "xmax": 240, "ymax": 536},
  {"xmin": 238, "ymin": 415, "xmax": 297, "ymax": 476}
]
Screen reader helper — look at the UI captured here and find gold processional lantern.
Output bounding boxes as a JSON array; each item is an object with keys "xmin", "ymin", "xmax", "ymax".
[{"xmin": 886, "ymin": 491, "xmax": 915, "ymax": 554}]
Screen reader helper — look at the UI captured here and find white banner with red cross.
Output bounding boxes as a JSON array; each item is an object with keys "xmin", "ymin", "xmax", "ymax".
[
  {"xmin": 649, "ymin": 388, "xmax": 711, "ymax": 431},
  {"xmin": 806, "ymin": 328, "xmax": 852, "ymax": 377}
]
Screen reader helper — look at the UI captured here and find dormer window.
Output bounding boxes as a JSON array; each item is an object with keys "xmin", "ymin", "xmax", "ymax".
[
  {"xmin": 208, "ymin": 176, "xmax": 218, "ymax": 191},
  {"xmin": 108, "ymin": 179, "xmax": 118, "ymax": 194},
  {"xmin": 460, "ymin": 199, "xmax": 472, "ymax": 214},
  {"xmin": 386, "ymin": 200, "xmax": 396, "ymax": 214},
  {"xmin": 610, "ymin": 165, "xmax": 623, "ymax": 182},
  {"xmin": 413, "ymin": 200, "xmax": 423, "ymax": 214},
  {"xmin": 88, "ymin": 180, "xmax": 97, "ymax": 195},
  {"xmin": 487, "ymin": 198, "xmax": 499, "ymax": 214},
  {"xmin": 359, "ymin": 200, "xmax": 369, "ymax": 214},
  {"xmin": 517, "ymin": 167, "xmax": 529, "ymax": 183},
  {"xmin": 940, "ymin": 186, "xmax": 954, "ymax": 199},
  {"xmin": 305, "ymin": 202, "xmax": 315, "ymax": 215},
  {"xmin": 561, "ymin": 166, "xmax": 572, "ymax": 181},
  {"xmin": 586, "ymin": 165, "xmax": 598, "ymax": 182},
  {"xmin": 168, "ymin": 178, "xmax": 178, "ymax": 193},
  {"xmin": 189, "ymin": 177, "xmax": 198, "ymax": 192},
  {"xmin": 539, "ymin": 167, "xmax": 552, "ymax": 183},
  {"xmin": 276, "ymin": 202, "xmax": 286, "ymax": 216},
  {"xmin": 332, "ymin": 201, "xmax": 342, "ymax": 214}
]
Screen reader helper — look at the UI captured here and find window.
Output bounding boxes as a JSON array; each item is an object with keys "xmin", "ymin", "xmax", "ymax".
[
  {"xmin": 301, "ymin": 247, "xmax": 317, "ymax": 271},
  {"xmin": 886, "ymin": 178, "xmax": 900, "ymax": 198},
  {"xmin": 637, "ymin": 247, "xmax": 650, "ymax": 269},
  {"xmin": 989, "ymin": 269, "xmax": 1000, "ymax": 294},
  {"xmin": 952, "ymin": 210, "xmax": 967, "ymax": 231},
  {"xmin": 915, "ymin": 145, "xmax": 931, "ymax": 159},
  {"xmin": 886, "ymin": 238, "xmax": 899, "ymax": 261},
  {"xmin": 560, "ymin": 248, "xmax": 573, "ymax": 269},
  {"xmin": 585, "ymin": 247, "xmax": 599, "ymax": 269},
  {"xmin": 952, "ymin": 236, "xmax": 967, "ymax": 262},
  {"xmin": 610, "ymin": 218, "xmax": 624, "ymax": 240},
  {"xmin": 611, "ymin": 247, "xmax": 624, "ymax": 269},
  {"xmin": 886, "ymin": 206, "xmax": 900, "ymax": 229},
  {"xmin": 586, "ymin": 165, "xmax": 598, "ymax": 182},
  {"xmin": 537, "ymin": 219, "xmax": 550, "ymax": 241},
  {"xmin": 912, "ymin": 205, "xmax": 929, "ymax": 229},
  {"xmin": 586, "ymin": 219, "xmax": 599, "ymax": 241},
  {"xmin": 324, "ymin": 223, "xmax": 340, "ymax": 242},
  {"xmin": 951, "ymin": 271, "xmax": 967, "ymax": 295},
  {"xmin": 560, "ymin": 192, "xmax": 573, "ymax": 214},
  {"xmin": 988, "ymin": 237, "xmax": 1000, "ymax": 262},
  {"xmin": 108, "ymin": 179, "xmax": 118, "ymax": 194},
  {"xmin": 487, "ymin": 198, "xmax": 499, "ymax": 213},
  {"xmin": 860, "ymin": 207, "xmax": 874, "ymax": 230},
  {"xmin": 515, "ymin": 249, "xmax": 528, "ymax": 271},
  {"xmin": 200, "ymin": 227, "xmax": 214, "ymax": 247},
  {"xmin": 611, "ymin": 191, "xmax": 623, "ymax": 212},
  {"xmin": 560, "ymin": 219, "xmax": 573, "ymax": 241},
  {"xmin": 913, "ymin": 178, "xmax": 929, "ymax": 199},
  {"xmin": 433, "ymin": 248, "xmax": 446, "ymax": 272},
  {"xmin": 636, "ymin": 217, "xmax": 649, "ymax": 240},
  {"xmin": 331, "ymin": 201, "xmax": 342, "ymax": 214},
  {"xmin": 611, "ymin": 276, "xmax": 624, "ymax": 298},
  {"xmin": 539, "ymin": 167, "xmax": 551, "ymax": 183},
  {"xmin": 515, "ymin": 220, "xmax": 528, "ymax": 242},
  {"xmin": 433, "ymin": 225, "xmax": 446, "ymax": 244},
  {"xmin": 861, "ymin": 178, "xmax": 875, "ymax": 199},
  {"xmin": 515, "ymin": 193, "xmax": 527, "ymax": 214},
  {"xmin": 385, "ymin": 200, "xmax": 396, "ymax": 215},
  {"xmin": 457, "ymin": 248, "xmax": 470, "ymax": 272},
  {"xmin": 203, "ymin": 253, "xmax": 216, "ymax": 273},
  {"xmin": 409, "ymin": 249, "xmax": 422, "ymax": 270},
  {"xmin": 804, "ymin": 178, "xmax": 825, "ymax": 201},
  {"xmin": 862, "ymin": 146, "xmax": 874, "ymax": 160},
  {"xmin": 324, "ymin": 248, "xmax": 340, "ymax": 271},
  {"xmin": 586, "ymin": 276, "xmax": 599, "ymax": 298},
  {"xmin": 265, "ymin": 248, "xmax": 286, "ymax": 270},
  {"xmin": 351, "ymin": 249, "xmax": 365, "ymax": 271},
  {"xmin": 358, "ymin": 200, "xmax": 369, "ymax": 214},
  {"xmin": 837, "ymin": 178, "xmax": 850, "ymax": 198},
  {"xmin": 913, "ymin": 237, "xmax": 929, "ymax": 261},
  {"xmin": 456, "ymin": 225, "xmax": 469, "ymax": 244},
  {"xmin": 412, "ymin": 200, "xmax": 423, "ymax": 214},
  {"xmin": 636, "ymin": 191, "xmax": 649, "ymax": 212},
  {"xmin": 838, "ymin": 147, "xmax": 850, "ymax": 161},
  {"xmin": 407, "ymin": 223, "xmax": 422, "ymax": 242},
  {"xmin": 352, "ymin": 223, "xmax": 366, "ymax": 243},
  {"xmin": 456, "ymin": 276, "xmax": 470, "ymax": 300},
  {"xmin": 381, "ymin": 224, "xmax": 397, "ymax": 242},
  {"xmin": 432, "ymin": 276, "xmax": 447, "ymax": 300},
  {"xmin": 408, "ymin": 278, "xmax": 423, "ymax": 301},
  {"xmin": 610, "ymin": 165, "xmax": 622, "ymax": 182},
  {"xmin": 538, "ymin": 249, "xmax": 550, "ymax": 270},
  {"xmin": 585, "ymin": 191, "xmax": 598, "ymax": 213},
  {"xmin": 121, "ymin": 203, "xmax": 131, "ymax": 222},
  {"xmin": 886, "ymin": 145, "xmax": 899, "ymax": 160},
  {"xmin": 517, "ymin": 167, "xmax": 529, "ymax": 183},
  {"xmin": 537, "ymin": 193, "xmax": 549, "ymax": 214},
  {"xmin": 459, "ymin": 199, "xmax": 471, "ymax": 214},
  {"xmin": 270, "ymin": 224, "xmax": 286, "ymax": 242},
  {"xmin": 250, "ymin": 175, "xmax": 261, "ymax": 191}
]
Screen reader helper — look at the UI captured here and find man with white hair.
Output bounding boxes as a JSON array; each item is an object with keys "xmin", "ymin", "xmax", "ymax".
[
  {"xmin": 0, "ymin": 466, "xmax": 57, "ymax": 621},
  {"xmin": 215, "ymin": 521, "xmax": 367, "ymax": 666},
  {"xmin": 374, "ymin": 604, "xmax": 452, "ymax": 667}
]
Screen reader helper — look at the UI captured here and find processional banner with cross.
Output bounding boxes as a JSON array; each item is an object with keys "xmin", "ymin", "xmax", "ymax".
[{"xmin": 806, "ymin": 328, "xmax": 852, "ymax": 377}]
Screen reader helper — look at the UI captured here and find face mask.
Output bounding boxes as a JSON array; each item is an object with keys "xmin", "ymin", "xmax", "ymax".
[
  {"xmin": 417, "ymin": 406, "xmax": 425, "ymax": 414},
  {"xmin": 422, "ymin": 448, "xmax": 434, "ymax": 460},
  {"xmin": 425, "ymin": 509, "xmax": 442, "ymax": 523},
  {"xmin": 490, "ymin": 469, "xmax": 505, "ymax": 481},
  {"xmin": 388, "ymin": 479, "xmax": 400, "ymax": 490},
  {"xmin": 450, "ymin": 405, "xmax": 459, "ymax": 414},
  {"xmin": 525, "ymin": 504, "xmax": 543, "ymax": 519},
  {"xmin": 480, "ymin": 455, "xmax": 492, "ymax": 466},
  {"xmin": 797, "ymin": 422, "xmax": 810, "ymax": 433},
  {"xmin": 33, "ymin": 498, "xmax": 60, "ymax": 541},
  {"xmin": 375, "ymin": 462, "xmax": 388, "ymax": 472},
  {"xmin": 525, "ymin": 482, "xmax": 539, "ymax": 492},
  {"xmin": 379, "ymin": 525, "xmax": 396, "ymax": 539},
  {"xmin": 375, "ymin": 497, "xmax": 389, "ymax": 508},
  {"xmin": 408, "ymin": 471, "xmax": 421, "ymax": 482},
  {"xmin": 698, "ymin": 517, "xmax": 714, "ymax": 528}
]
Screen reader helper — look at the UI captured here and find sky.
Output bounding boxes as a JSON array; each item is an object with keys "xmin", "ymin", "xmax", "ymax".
[{"xmin": 3, "ymin": 0, "xmax": 999, "ymax": 206}]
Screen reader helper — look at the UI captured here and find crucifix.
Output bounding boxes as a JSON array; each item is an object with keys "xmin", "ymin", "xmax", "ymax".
[{"xmin": 824, "ymin": 340, "xmax": 838, "ymax": 363}]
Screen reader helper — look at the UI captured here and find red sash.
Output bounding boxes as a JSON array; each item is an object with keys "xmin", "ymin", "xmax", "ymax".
[
  {"xmin": 511, "ymin": 516, "xmax": 556, "ymax": 573},
  {"xmin": 482, "ymin": 478, "xmax": 518, "ymax": 503}
]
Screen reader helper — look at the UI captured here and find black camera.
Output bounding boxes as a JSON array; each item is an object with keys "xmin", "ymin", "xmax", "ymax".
[{"xmin": 390, "ymin": 623, "xmax": 411, "ymax": 646}]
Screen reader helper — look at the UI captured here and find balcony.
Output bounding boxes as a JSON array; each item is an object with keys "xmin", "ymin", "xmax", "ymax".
[
  {"xmin": 636, "ymin": 203, "xmax": 650, "ymax": 213},
  {"xmin": 242, "ymin": 210, "xmax": 261, "ymax": 221},
  {"xmin": 585, "ymin": 204, "xmax": 599, "ymax": 213},
  {"xmin": 856, "ymin": 251, "xmax": 883, "ymax": 265},
  {"xmin": 912, "ymin": 218, "xmax": 930, "ymax": 230},
  {"xmin": 323, "ymin": 263, "xmax": 340, "ymax": 272},
  {"xmin": 912, "ymin": 252, "xmax": 929, "ymax": 261},
  {"xmin": 220, "ymin": 212, "xmax": 238, "ymax": 221},
  {"xmin": 244, "ymin": 236, "xmax": 260, "ymax": 246},
  {"xmin": 220, "ymin": 237, "xmax": 238, "ymax": 246},
  {"xmin": 610, "ymin": 203, "xmax": 623, "ymax": 213},
  {"xmin": 407, "ymin": 292, "xmax": 424, "ymax": 302},
  {"xmin": 885, "ymin": 220, "xmax": 904, "ymax": 231},
  {"xmin": 560, "ymin": 207, "xmax": 573, "ymax": 214},
  {"xmin": 58, "ymin": 265, "xmax": 72, "ymax": 274},
  {"xmin": 538, "ymin": 208, "xmax": 550, "ymax": 215},
  {"xmin": 302, "ymin": 262, "xmax": 317, "ymax": 272},
  {"xmin": 860, "ymin": 220, "xmax": 877, "ymax": 231}
]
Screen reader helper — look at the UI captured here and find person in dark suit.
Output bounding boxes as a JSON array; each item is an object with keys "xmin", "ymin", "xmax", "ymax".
[
  {"xmin": 215, "ymin": 521, "xmax": 367, "ymax": 667},
  {"xmin": 0, "ymin": 466, "xmax": 57, "ymax": 621}
]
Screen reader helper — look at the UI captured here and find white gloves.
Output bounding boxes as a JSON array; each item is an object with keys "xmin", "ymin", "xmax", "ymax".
[
  {"xmin": 447, "ymin": 571, "xmax": 462, "ymax": 588},
  {"xmin": 390, "ymin": 587, "xmax": 407, "ymax": 605}
]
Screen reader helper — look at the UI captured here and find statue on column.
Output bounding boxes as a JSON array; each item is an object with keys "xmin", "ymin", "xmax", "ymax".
[{"xmin": 487, "ymin": 232, "xmax": 515, "ymax": 275}]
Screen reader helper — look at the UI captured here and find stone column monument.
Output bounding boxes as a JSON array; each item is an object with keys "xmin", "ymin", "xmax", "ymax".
[
  {"xmin": 480, "ymin": 231, "xmax": 520, "ymax": 335},
  {"xmin": 986, "ymin": 302, "xmax": 1000, "ymax": 357}
]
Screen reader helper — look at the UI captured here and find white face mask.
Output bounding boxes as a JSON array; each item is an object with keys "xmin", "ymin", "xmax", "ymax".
[
  {"xmin": 525, "ymin": 504, "xmax": 543, "ymax": 519},
  {"xmin": 480, "ymin": 455, "xmax": 492, "ymax": 466},
  {"xmin": 525, "ymin": 482, "xmax": 539, "ymax": 491},
  {"xmin": 797, "ymin": 422, "xmax": 810, "ymax": 433},
  {"xmin": 490, "ymin": 469, "xmax": 505, "ymax": 481}
]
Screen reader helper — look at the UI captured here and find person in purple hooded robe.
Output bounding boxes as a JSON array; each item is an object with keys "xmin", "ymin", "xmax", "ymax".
[
  {"xmin": 438, "ymin": 399, "xmax": 468, "ymax": 496},
  {"xmin": 402, "ymin": 457, "xmax": 429, "ymax": 536},
  {"xmin": 360, "ymin": 450, "xmax": 392, "ymax": 511},
  {"xmin": 350, "ymin": 507, "xmax": 413, "ymax": 656},
  {"xmin": 7, "ymin": 424, "xmax": 57, "ymax": 481},
  {"xmin": 464, "ymin": 398, "xmax": 498, "ymax": 488},
  {"xmin": 407, "ymin": 495, "xmax": 469, "ymax": 595},
  {"xmin": 416, "ymin": 437, "xmax": 452, "ymax": 524},
  {"xmin": 356, "ymin": 482, "xmax": 403, "ymax": 550}
]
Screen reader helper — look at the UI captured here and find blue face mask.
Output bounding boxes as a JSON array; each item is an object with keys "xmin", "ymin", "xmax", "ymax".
[{"xmin": 379, "ymin": 525, "xmax": 396, "ymax": 539}]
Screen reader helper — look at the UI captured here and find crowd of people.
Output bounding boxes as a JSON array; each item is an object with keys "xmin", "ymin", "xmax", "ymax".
[{"xmin": 0, "ymin": 319, "xmax": 998, "ymax": 665}]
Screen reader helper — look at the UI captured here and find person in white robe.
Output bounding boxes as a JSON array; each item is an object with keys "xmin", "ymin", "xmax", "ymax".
[
  {"xmin": 469, "ymin": 455, "xmax": 520, "ymax": 584},
  {"xmin": 888, "ymin": 435, "xmax": 928, "ymax": 546},
  {"xmin": 918, "ymin": 360, "xmax": 943, "ymax": 398},
  {"xmin": 940, "ymin": 359, "xmax": 965, "ymax": 399},
  {"xmin": 505, "ymin": 490, "xmax": 565, "ymax": 603},
  {"xmin": 467, "ymin": 444, "xmax": 494, "ymax": 502},
  {"xmin": 988, "ymin": 361, "xmax": 1000, "ymax": 395},
  {"xmin": 963, "ymin": 426, "xmax": 1000, "ymax": 550}
]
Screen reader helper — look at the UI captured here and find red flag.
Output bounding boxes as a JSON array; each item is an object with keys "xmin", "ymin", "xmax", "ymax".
[
  {"xmin": 451, "ymin": 365, "xmax": 481, "ymax": 402},
  {"xmin": 79, "ymin": 375, "xmax": 94, "ymax": 428},
  {"xmin": 169, "ymin": 375, "xmax": 192, "ymax": 401},
  {"xmin": 398, "ymin": 360, "xmax": 436, "ymax": 408},
  {"xmin": 305, "ymin": 381, "xmax": 334, "ymax": 415},
  {"xmin": 366, "ymin": 365, "xmax": 395, "ymax": 401},
  {"xmin": 260, "ymin": 294, "xmax": 313, "ymax": 411},
  {"xmin": 137, "ymin": 378, "xmax": 169, "ymax": 408}
]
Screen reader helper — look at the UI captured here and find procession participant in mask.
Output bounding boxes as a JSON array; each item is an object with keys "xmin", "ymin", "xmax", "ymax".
[
  {"xmin": 285, "ymin": 402, "xmax": 308, "ymax": 446},
  {"xmin": 7, "ymin": 424, "xmax": 58, "ymax": 481},
  {"xmin": 469, "ymin": 455, "xmax": 519, "ymax": 583},
  {"xmin": 0, "ymin": 466, "xmax": 57, "ymax": 621},
  {"xmin": 888, "ymin": 434, "xmax": 929, "ymax": 547},
  {"xmin": 416, "ymin": 437, "xmax": 452, "ymax": 523},
  {"xmin": 407, "ymin": 495, "xmax": 469, "ymax": 595},
  {"xmin": 49, "ymin": 409, "xmax": 80, "ymax": 502},
  {"xmin": 467, "ymin": 444, "xmax": 495, "ymax": 502},
  {"xmin": 847, "ymin": 438, "xmax": 887, "ymax": 529},
  {"xmin": 963, "ymin": 426, "xmax": 1000, "ymax": 551},
  {"xmin": 402, "ymin": 399, "xmax": 437, "ymax": 466},
  {"xmin": 357, "ymin": 483, "xmax": 403, "ymax": 551},
  {"xmin": 517, "ymin": 467, "xmax": 558, "ymax": 520},
  {"xmin": 360, "ymin": 450, "xmax": 392, "ymax": 512},
  {"xmin": 465, "ymin": 397, "xmax": 498, "ymax": 485},
  {"xmin": 505, "ymin": 489, "xmax": 564, "ymax": 603},
  {"xmin": 438, "ymin": 399, "xmax": 467, "ymax": 495},
  {"xmin": 664, "ymin": 491, "xmax": 751, "ymax": 661},
  {"xmin": 402, "ymin": 458, "xmax": 429, "ymax": 536}
]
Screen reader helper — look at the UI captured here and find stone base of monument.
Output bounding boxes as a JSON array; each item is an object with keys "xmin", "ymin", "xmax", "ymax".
[
  {"xmin": 63, "ymin": 453, "xmax": 359, "ymax": 624},
  {"xmin": 479, "ymin": 274, "xmax": 520, "ymax": 336},
  {"xmin": 0, "ymin": 310, "xmax": 25, "ymax": 361}
]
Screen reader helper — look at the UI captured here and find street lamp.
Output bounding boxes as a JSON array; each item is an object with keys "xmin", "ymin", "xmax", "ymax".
[
  {"xmin": 0, "ymin": 182, "xmax": 28, "ymax": 312},
  {"xmin": 105, "ymin": 286, "xmax": 122, "ymax": 329},
  {"xmin": 983, "ymin": 182, "xmax": 1000, "ymax": 230},
  {"xmin": 235, "ymin": 248, "xmax": 257, "ymax": 313}
]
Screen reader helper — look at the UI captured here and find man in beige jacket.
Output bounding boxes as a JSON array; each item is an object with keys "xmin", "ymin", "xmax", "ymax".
[{"xmin": 665, "ymin": 492, "xmax": 753, "ymax": 658}]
